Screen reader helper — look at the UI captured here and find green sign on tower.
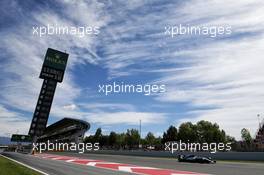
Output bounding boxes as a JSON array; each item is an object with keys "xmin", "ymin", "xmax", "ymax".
[{"xmin": 39, "ymin": 48, "xmax": 69, "ymax": 82}]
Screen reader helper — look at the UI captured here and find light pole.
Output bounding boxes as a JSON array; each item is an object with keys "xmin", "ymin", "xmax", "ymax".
[{"xmin": 139, "ymin": 119, "xmax": 142, "ymax": 149}]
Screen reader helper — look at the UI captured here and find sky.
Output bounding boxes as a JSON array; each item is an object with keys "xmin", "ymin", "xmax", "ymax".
[{"xmin": 1, "ymin": 0, "xmax": 264, "ymax": 139}]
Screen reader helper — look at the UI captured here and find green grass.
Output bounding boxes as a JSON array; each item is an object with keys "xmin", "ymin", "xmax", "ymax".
[{"xmin": 0, "ymin": 156, "xmax": 41, "ymax": 175}]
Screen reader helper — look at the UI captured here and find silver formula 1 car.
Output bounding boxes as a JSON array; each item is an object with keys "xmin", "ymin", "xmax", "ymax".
[{"xmin": 178, "ymin": 154, "xmax": 216, "ymax": 164}]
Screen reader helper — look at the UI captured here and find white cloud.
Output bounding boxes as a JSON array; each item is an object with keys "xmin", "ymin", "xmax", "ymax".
[
  {"xmin": 0, "ymin": 105, "xmax": 30, "ymax": 137},
  {"xmin": 79, "ymin": 103, "xmax": 136, "ymax": 112},
  {"xmin": 48, "ymin": 103, "xmax": 166, "ymax": 127},
  {"xmin": 86, "ymin": 112, "xmax": 166, "ymax": 125},
  {"xmin": 63, "ymin": 104, "xmax": 77, "ymax": 110}
]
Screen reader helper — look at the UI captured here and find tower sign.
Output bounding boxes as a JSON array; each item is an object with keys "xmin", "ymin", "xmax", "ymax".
[{"xmin": 29, "ymin": 48, "xmax": 69, "ymax": 137}]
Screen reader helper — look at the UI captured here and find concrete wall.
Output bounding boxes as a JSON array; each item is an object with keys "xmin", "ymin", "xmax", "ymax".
[{"xmin": 86, "ymin": 150, "xmax": 264, "ymax": 161}]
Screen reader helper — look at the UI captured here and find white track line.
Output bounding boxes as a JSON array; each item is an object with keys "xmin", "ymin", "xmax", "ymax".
[
  {"xmin": 86, "ymin": 162, "xmax": 97, "ymax": 166},
  {"xmin": 0, "ymin": 154, "xmax": 49, "ymax": 175},
  {"xmin": 119, "ymin": 166, "xmax": 158, "ymax": 172},
  {"xmin": 66, "ymin": 159, "xmax": 76, "ymax": 162}
]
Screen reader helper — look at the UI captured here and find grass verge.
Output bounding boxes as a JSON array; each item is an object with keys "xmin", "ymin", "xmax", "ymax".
[{"xmin": 0, "ymin": 155, "xmax": 42, "ymax": 175}]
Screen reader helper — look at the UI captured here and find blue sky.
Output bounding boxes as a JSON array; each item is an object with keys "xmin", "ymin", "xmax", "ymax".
[{"xmin": 1, "ymin": 0, "xmax": 264, "ymax": 139}]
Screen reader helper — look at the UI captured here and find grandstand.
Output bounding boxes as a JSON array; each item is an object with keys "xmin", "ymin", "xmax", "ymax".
[{"xmin": 37, "ymin": 118, "xmax": 90, "ymax": 144}]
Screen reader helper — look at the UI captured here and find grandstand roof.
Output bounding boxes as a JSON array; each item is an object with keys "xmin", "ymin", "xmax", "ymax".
[{"xmin": 41, "ymin": 118, "xmax": 90, "ymax": 137}]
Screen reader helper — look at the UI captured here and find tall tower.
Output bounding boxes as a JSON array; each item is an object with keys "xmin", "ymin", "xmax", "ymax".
[{"xmin": 28, "ymin": 48, "xmax": 69, "ymax": 142}]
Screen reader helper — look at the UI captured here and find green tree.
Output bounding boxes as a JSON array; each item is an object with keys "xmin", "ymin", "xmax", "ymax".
[
  {"xmin": 125, "ymin": 129, "xmax": 140, "ymax": 149},
  {"xmin": 94, "ymin": 128, "xmax": 102, "ymax": 142},
  {"xmin": 109, "ymin": 131, "xmax": 117, "ymax": 148},
  {"xmin": 162, "ymin": 125, "xmax": 177, "ymax": 143},
  {"xmin": 241, "ymin": 128, "xmax": 252, "ymax": 144},
  {"xmin": 196, "ymin": 120, "xmax": 226, "ymax": 143},
  {"xmin": 145, "ymin": 132, "xmax": 156, "ymax": 145},
  {"xmin": 140, "ymin": 138, "xmax": 148, "ymax": 146},
  {"xmin": 154, "ymin": 136, "xmax": 162, "ymax": 146},
  {"xmin": 100, "ymin": 135, "xmax": 109, "ymax": 147},
  {"xmin": 178, "ymin": 122, "xmax": 198, "ymax": 142},
  {"xmin": 226, "ymin": 135, "xmax": 237, "ymax": 150},
  {"xmin": 226, "ymin": 135, "xmax": 236, "ymax": 143},
  {"xmin": 116, "ymin": 133, "xmax": 126, "ymax": 149},
  {"xmin": 83, "ymin": 135, "xmax": 94, "ymax": 143}
]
